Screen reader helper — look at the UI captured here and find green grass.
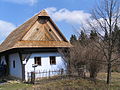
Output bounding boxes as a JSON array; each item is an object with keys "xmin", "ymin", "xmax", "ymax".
[{"xmin": 0, "ymin": 83, "xmax": 32, "ymax": 90}]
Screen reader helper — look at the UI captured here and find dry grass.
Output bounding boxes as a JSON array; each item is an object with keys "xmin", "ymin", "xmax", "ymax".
[
  {"xmin": 97, "ymin": 72, "xmax": 120, "ymax": 82},
  {"xmin": 25, "ymin": 78, "xmax": 108, "ymax": 90},
  {"xmin": 28, "ymin": 72, "xmax": 120, "ymax": 90},
  {"xmin": 1, "ymin": 72, "xmax": 120, "ymax": 90}
]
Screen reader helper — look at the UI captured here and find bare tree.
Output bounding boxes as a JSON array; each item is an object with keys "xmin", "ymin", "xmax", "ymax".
[
  {"xmin": 59, "ymin": 35, "xmax": 103, "ymax": 79},
  {"xmin": 86, "ymin": 40, "xmax": 104, "ymax": 79},
  {"xmin": 87, "ymin": 0, "xmax": 120, "ymax": 84},
  {"xmin": 58, "ymin": 41, "xmax": 86, "ymax": 75}
]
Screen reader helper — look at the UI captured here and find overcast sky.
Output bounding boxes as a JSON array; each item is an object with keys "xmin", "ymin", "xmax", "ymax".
[{"xmin": 0, "ymin": 0, "xmax": 115, "ymax": 43}]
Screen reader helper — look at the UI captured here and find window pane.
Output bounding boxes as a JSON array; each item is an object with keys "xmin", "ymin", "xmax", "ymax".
[
  {"xmin": 50, "ymin": 56, "xmax": 56, "ymax": 65},
  {"xmin": 34, "ymin": 57, "xmax": 41, "ymax": 65}
]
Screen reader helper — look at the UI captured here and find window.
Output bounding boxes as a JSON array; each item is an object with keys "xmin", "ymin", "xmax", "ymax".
[
  {"xmin": 49, "ymin": 29, "xmax": 52, "ymax": 32},
  {"xmin": 13, "ymin": 60, "xmax": 15, "ymax": 68},
  {"xmin": 34, "ymin": 57, "xmax": 41, "ymax": 65},
  {"xmin": 50, "ymin": 56, "xmax": 56, "ymax": 65},
  {"xmin": 36, "ymin": 28, "xmax": 39, "ymax": 31}
]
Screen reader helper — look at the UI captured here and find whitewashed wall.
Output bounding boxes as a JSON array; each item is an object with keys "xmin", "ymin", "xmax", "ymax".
[
  {"xmin": 24, "ymin": 53, "xmax": 66, "ymax": 80},
  {"xmin": 9, "ymin": 53, "xmax": 22, "ymax": 79}
]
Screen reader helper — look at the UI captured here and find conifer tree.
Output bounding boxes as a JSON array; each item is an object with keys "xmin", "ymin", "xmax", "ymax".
[
  {"xmin": 70, "ymin": 34, "xmax": 77, "ymax": 44},
  {"xmin": 90, "ymin": 30, "xmax": 98, "ymax": 41},
  {"xmin": 78, "ymin": 30, "xmax": 88, "ymax": 45}
]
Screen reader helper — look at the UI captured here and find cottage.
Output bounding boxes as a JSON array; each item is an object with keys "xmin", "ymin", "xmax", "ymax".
[{"xmin": 0, "ymin": 10, "xmax": 71, "ymax": 81}]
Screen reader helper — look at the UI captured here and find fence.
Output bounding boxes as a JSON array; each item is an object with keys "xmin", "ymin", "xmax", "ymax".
[{"xmin": 27, "ymin": 68, "xmax": 86, "ymax": 84}]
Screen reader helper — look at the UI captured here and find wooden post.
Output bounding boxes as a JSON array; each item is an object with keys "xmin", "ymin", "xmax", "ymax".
[
  {"xmin": 18, "ymin": 52, "xmax": 25, "ymax": 81},
  {"xmin": 5, "ymin": 55, "xmax": 9, "ymax": 76},
  {"xmin": 49, "ymin": 70, "xmax": 50, "ymax": 78},
  {"xmin": 83, "ymin": 65, "xmax": 86, "ymax": 78},
  {"xmin": 31, "ymin": 72, "xmax": 35, "ymax": 84},
  {"xmin": 61, "ymin": 69, "xmax": 64, "ymax": 75},
  {"xmin": 27, "ymin": 72, "xmax": 30, "ymax": 82}
]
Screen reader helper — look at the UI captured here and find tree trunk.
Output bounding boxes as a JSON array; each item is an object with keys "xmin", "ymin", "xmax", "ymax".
[
  {"xmin": 107, "ymin": 63, "xmax": 111, "ymax": 84},
  {"xmin": 67, "ymin": 60, "xmax": 72, "ymax": 75},
  {"xmin": 90, "ymin": 71, "xmax": 97, "ymax": 79}
]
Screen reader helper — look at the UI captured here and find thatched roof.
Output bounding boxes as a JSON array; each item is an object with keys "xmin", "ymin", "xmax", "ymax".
[{"xmin": 0, "ymin": 10, "xmax": 71, "ymax": 52}]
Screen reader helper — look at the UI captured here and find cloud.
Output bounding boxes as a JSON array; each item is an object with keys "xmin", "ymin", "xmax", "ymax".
[
  {"xmin": 0, "ymin": 20, "xmax": 16, "ymax": 43},
  {"xmin": 2, "ymin": 0, "xmax": 38, "ymax": 5},
  {"xmin": 46, "ymin": 7, "xmax": 91, "ymax": 25}
]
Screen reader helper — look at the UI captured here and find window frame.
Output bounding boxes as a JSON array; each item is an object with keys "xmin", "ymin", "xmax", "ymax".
[
  {"xmin": 34, "ymin": 57, "xmax": 41, "ymax": 66},
  {"xmin": 50, "ymin": 56, "xmax": 56, "ymax": 65}
]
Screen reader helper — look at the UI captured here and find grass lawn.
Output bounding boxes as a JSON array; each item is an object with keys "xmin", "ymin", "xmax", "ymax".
[
  {"xmin": 0, "ymin": 72, "xmax": 120, "ymax": 90},
  {"xmin": 97, "ymin": 72, "xmax": 120, "ymax": 81},
  {"xmin": 27, "ymin": 78, "xmax": 120, "ymax": 90},
  {"xmin": 0, "ymin": 82, "xmax": 32, "ymax": 90}
]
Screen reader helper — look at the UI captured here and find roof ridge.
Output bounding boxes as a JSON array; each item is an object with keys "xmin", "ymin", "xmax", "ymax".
[{"xmin": 38, "ymin": 9, "xmax": 49, "ymax": 17}]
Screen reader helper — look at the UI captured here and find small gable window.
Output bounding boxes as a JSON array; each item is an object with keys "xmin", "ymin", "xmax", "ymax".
[
  {"xmin": 50, "ymin": 56, "xmax": 56, "ymax": 65},
  {"xmin": 49, "ymin": 29, "xmax": 52, "ymax": 32},
  {"xmin": 13, "ymin": 60, "xmax": 15, "ymax": 68},
  {"xmin": 34, "ymin": 57, "xmax": 41, "ymax": 65},
  {"xmin": 36, "ymin": 28, "xmax": 39, "ymax": 31}
]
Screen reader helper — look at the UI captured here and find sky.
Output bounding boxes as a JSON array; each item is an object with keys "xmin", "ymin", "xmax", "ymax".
[{"xmin": 0, "ymin": 0, "xmax": 102, "ymax": 43}]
